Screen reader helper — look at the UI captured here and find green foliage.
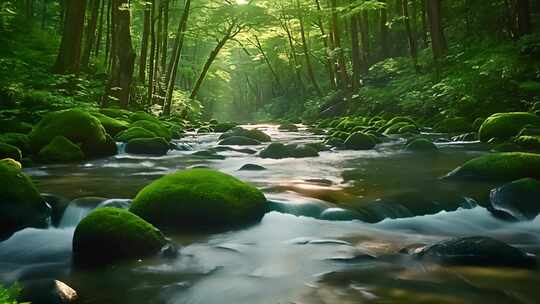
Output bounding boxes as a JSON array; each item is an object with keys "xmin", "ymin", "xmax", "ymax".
[{"xmin": 0, "ymin": 283, "xmax": 23, "ymax": 304}]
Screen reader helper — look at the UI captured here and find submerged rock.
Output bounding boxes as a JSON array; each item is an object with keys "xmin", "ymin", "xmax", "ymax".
[
  {"xmin": 259, "ymin": 143, "xmax": 319, "ymax": 159},
  {"xmin": 19, "ymin": 279, "xmax": 78, "ymax": 304},
  {"xmin": 278, "ymin": 124, "xmax": 299, "ymax": 132},
  {"xmin": 218, "ymin": 136, "xmax": 261, "ymax": 146},
  {"xmin": 344, "ymin": 132, "xmax": 376, "ymax": 150},
  {"xmin": 192, "ymin": 150, "xmax": 226, "ymax": 159},
  {"xmin": 490, "ymin": 178, "xmax": 540, "ymax": 220},
  {"xmin": 478, "ymin": 112, "xmax": 540, "ymax": 142},
  {"xmin": 404, "ymin": 138, "xmax": 438, "ymax": 152},
  {"xmin": 239, "ymin": 164, "xmax": 267, "ymax": 171},
  {"xmin": 0, "ymin": 162, "xmax": 48, "ymax": 239},
  {"xmin": 219, "ymin": 127, "xmax": 271, "ymax": 142},
  {"xmin": 444, "ymin": 152, "xmax": 540, "ymax": 181},
  {"xmin": 130, "ymin": 169, "xmax": 267, "ymax": 228},
  {"xmin": 73, "ymin": 207, "xmax": 166, "ymax": 266},
  {"xmin": 125, "ymin": 137, "xmax": 169, "ymax": 155},
  {"xmin": 37, "ymin": 136, "xmax": 85, "ymax": 163},
  {"xmin": 413, "ymin": 236, "xmax": 536, "ymax": 267}
]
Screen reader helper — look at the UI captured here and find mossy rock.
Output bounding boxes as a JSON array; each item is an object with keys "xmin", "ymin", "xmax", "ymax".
[
  {"xmin": 0, "ymin": 133, "xmax": 31, "ymax": 154},
  {"xmin": 444, "ymin": 152, "xmax": 540, "ymax": 181},
  {"xmin": 91, "ymin": 112, "xmax": 130, "ymax": 136},
  {"xmin": 325, "ymin": 137, "xmax": 344, "ymax": 148},
  {"xmin": 115, "ymin": 127, "xmax": 157, "ymax": 142},
  {"xmin": 38, "ymin": 136, "xmax": 85, "ymax": 163},
  {"xmin": 384, "ymin": 122, "xmax": 416, "ymax": 135},
  {"xmin": 99, "ymin": 108, "xmax": 132, "ymax": 119},
  {"xmin": 130, "ymin": 120, "xmax": 171, "ymax": 141},
  {"xmin": 328, "ymin": 131, "xmax": 350, "ymax": 141},
  {"xmin": 404, "ymin": 138, "xmax": 438, "ymax": 152},
  {"xmin": 305, "ymin": 142, "xmax": 329, "ymax": 152},
  {"xmin": 292, "ymin": 145, "xmax": 319, "ymax": 158},
  {"xmin": 29, "ymin": 109, "xmax": 113, "ymax": 158},
  {"xmin": 214, "ymin": 122, "xmax": 237, "ymax": 133},
  {"xmin": 197, "ymin": 126, "xmax": 214, "ymax": 134},
  {"xmin": 380, "ymin": 116, "xmax": 417, "ymax": 132},
  {"xmin": 0, "ymin": 119, "xmax": 33, "ymax": 134},
  {"xmin": 0, "ymin": 142, "xmax": 22, "ymax": 162},
  {"xmin": 478, "ymin": 112, "xmax": 540, "ymax": 142},
  {"xmin": 514, "ymin": 136, "xmax": 540, "ymax": 150},
  {"xmin": 344, "ymin": 132, "xmax": 376, "ymax": 150},
  {"xmin": 220, "ymin": 127, "xmax": 271, "ymax": 142},
  {"xmin": 434, "ymin": 117, "xmax": 471, "ymax": 133},
  {"xmin": 0, "ymin": 162, "xmax": 48, "ymax": 238},
  {"xmin": 239, "ymin": 164, "xmax": 266, "ymax": 171},
  {"xmin": 130, "ymin": 169, "xmax": 267, "ymax": 228},
  {"xmin": 192, "ymin": 150, "xmax": 226, "ymax": 160},
  {"xmin": 472, "ymin": 117, "xmax": 485, "ymax": 131},
  {"xmin": 126, "ymin": 137, "xmax": 169, "ymax": 155},
  {"xmin": 129, "ymin": 111, "xmax": 161, "ymax": 123},
  {"xmin": 278, "ymin": 124, "xmax": 299, "ymax": 132},
  {"xmin": 1, "ymin": 158, "xmax": 22, "ymax": 170},
  {"xmin": 259, "ymin": 143, "xmax": 290, "ymax": 159},
  {"xmin": 490, "ymin": 178, "xmax": 540, "ymax": 221},
  {"xmin": 492, "ymin": 142, "xmax": 524, "ymax": 152},
  {"xmin": 73, "ymin": 208, "xmax": 166, "ymax": 266},
  {"xmin": 169, "ymin": 125, "xmax": 184, "ymax": 139},
  {"xmin": 398, "ymin": 124, "xmax": 419, "ymax": 134},
  {"xmin": 219, "ymin": 136, "xmax": 261, "ymax": 146}
]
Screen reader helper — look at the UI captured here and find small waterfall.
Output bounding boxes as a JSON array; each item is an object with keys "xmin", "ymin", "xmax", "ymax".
[{"xmin": 58, "ymin": 205, "xmax": 93, "ymax": 228}]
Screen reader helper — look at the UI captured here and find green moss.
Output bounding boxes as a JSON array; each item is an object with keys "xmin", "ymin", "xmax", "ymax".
[
  {"xmin": 444, "ymin": 152, "xmax": 540, "ymax": 181},
  {"xmin": 219, "ymin": 136, "xmax": 261, "ymax": 146},
  {"xmin": 73, "ymin": 208, "xmax": 166, "ymax": 266},
  {"xmin": 129, "ymin": 111, "xmax": 161, "ymax": 123},
  {"xmin": 344, "ymin": 132, "xmax": 376, "ymax": 150},
  {"xmin": 434, "ymin": 117, "xmax": 471, "ymax": 133},
  {"xmin": 91, "ymin": 112, "xmax": 130, "ymax": 136},
  {"xmin": 405, "ymin": 138, "xmax": 438, "ymax": 152},
  {"xmin": 514, "ymin": 135, "xmax": 540, "ymax": 149},
  {"xmin": 0, "ymin": 133, "xmax": 30, "ymax": 154},
  {"xmin": 125, "ymin": 137, "xmax": 169, "ymax": 155},
  {"xmin": 259, "ymin": 143, "xmax": 290, "ymax": 159},
  {"xmin": 169, "ymin": 125, "xmax": 184, "ymax": 139},
  {"xmin": 384, "ymin": 122, "xmax": 416, "ymax": 135},
  {"xmin": 398, "ymin": 124, "xmax": 419, "ymax": 134},
  {"xmin": 0, "ymin": 158, "xmax": 22, "ymax": 170},
  {"xmin": 290, "ymin": 145, "xmax": 319, "ymax": 158},
  {"xmin": 130, "ymin": 169, "xmax": 267, "ymax": 228},
  {"xmin": 478, "ymin": 112, "xmax": 540, "ymax": 142},
  {"xmin": 0, "ymin": 143, "xmax": 22, "ymax": 161},
  {"xmin": 130, "ymin": 120, "xmax": 171, "ymax": 141},
  {"xmin": 380, "ymin": 116, "xmax": 416, "ymax": 132},
  {"xmin": 219, "ymin": 127, "xmax": 271, "ymax": 142},
  {"xmin": 214, "ymin": 122, "xmax": 237, "ymax": 133},
  {"xmin": 100, "ymin": 108, "xmax": 132, "ymax": 119},
  {"xmin": 37, "ymin": 136, "xmax": 85, "ymax": 163},
  {"xmin": 115, "ymin": 127, "xmax": 157, "ymax": 142},
  {"xmin": 0, "ymin": 162, "xmax": 47, "ymax": 237},
  {"xmin": 329, "ymin": 131, "xmax": 350, "ymax": 141},
  {"xmin": 278, "ymin": 124, "xmax": 299, "ymax": 132},
  {"xmin": 0, "ymin": 119, "xmax": 33, "ymax": 134},
  {"xmin": 28, "ymin": 109, "xmax": 110, "ymax": 158}
]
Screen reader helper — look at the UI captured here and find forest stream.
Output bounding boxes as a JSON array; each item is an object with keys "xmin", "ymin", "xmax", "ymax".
[{"xmin": 1, "ymin": 124, "xmax": 539, "ymax": 304}]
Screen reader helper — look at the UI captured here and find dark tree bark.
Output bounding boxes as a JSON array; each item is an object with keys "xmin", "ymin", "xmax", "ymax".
[
  {"xmin": 139, "ymin": 3, "xmax": 151, "ymax": 82},
  {"xmin": 359, "ymin": 10, "xmax": 370, "ymax": 73},
  {"xmin": 379, "ymin": 1, "xmax": 390, "ymax": 59},
  {"xmin": 314, "ymin": 0, "xmax": 337, "ymax": 90},
  {"xmin": 350, "ymin": 14, "xmax": 361, "ymax": 90},
  {"xmin": 95, "ymin": 0, "xmax": 107, "ymax": 56},
  {"xmin": 53, "ymin": 0, "xmax": 86, "ymax": 75},
  {"xmin": 160, "ymin": 0, "xmax": 170, "ymax": 73},
  {"xmin": 516, "ymin": 0, "xmax": 531, "ymax": 37},
  {"xmin": 297, "ymin": 0, "xmax": 322, "ymax": 96},
  {"xmin": 108, "ymin": 0, "xmax": 136, "ymax": 107},
  {"xmin": 82, "ymin": 0, "xmax": 101, "ymax": 70},
  {"xmin": 427, "ymin": 0, "xmax": 447, "ymax": 61},
  {"xmin": 148, "ymin": 0, "xmax": 157, "ymax": 103},
  {"xmin": 421, "ymin": 0, "xmax": 428, "ymax": 47},
  {"xmin": 330, "ymin": 0, "xmax": 349, "ymax": 90},
  {"xmin": 402, "ymin": 0, "xmax": 419, "ymax": 70}
]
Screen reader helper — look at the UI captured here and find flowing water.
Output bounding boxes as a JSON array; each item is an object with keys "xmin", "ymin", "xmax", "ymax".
[{"xmin": 1, "ymin": 125, "xmax": 539, "ymax": 304}]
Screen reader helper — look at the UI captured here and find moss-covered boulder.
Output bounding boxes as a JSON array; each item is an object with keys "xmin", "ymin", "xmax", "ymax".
[
  {"xmin": 490, "ymin": 178, "xmax": 540, "ymax": 221},
  {"xmin": 328, "ymin": 131, "xmax": 350, "ymax": 141},
  {"xmin": 514, "ymin": 135, "xmax": 540, "ymax": 150},
  {"xmin": 379, "ymin": 117, "xmax": 417, "ymax": 133},
  {"xmin": 0, "ymin": 162, "xmax": 48, "ymax": 238},
  {"xmin": 0, "ymin": 119, "xmax": 33, "ymax": 134},
  {"xmin": 129, "ymin": 111, "xmax": 161, "ymax": 123},
  {"xmin": 344, "ymin": 132, "xmax": 376, "ymax": 150},
  {"xmin": 434, "ymin": 117, "xmax": 471, "ymax": 133},
  {"xmin": 259, "ymin": 143, "xmax": 290, "ymax": 159},
  {"xmin": 115, "ymin": 127, "xmax": 157, "ymax": 142},
  {"xmin": 125, "ymin": 137, "xmax": 169, "ymax": 155},
  {"xmin": 291, "ymin": 145, "xmax": 319, "ymax": 158},
  {"xmin": 0, "ymin": 133, "xmax": 30, "ymax": 154},
  {"xmin": 214, "ymin": 122, "xmax": 237, "ymax": 133},
  {"xmin": 478, "ymin": 112, "xmax": 540, "ymax": 142},
  {"xmin": 444, "ymin": 152, "xmax": 540, "ymax": 181},
  {"xmin": 325, "ymin": 137, "xmax": 345, "ymax": 148},
  {"xmin": 37, "ymin": 136, "xmax": 85, "ymax": 163},
  {"xmin": 219, "ymin": 127, "xmax": 271, "ymax": 142},
  {"xmin": 405, "ymin": 138, "xmax": 438, "ymax": 152},
  {"xmin": 130, "ymin": 169, "xmax": 267, "ymax": 228},
  {"xmin": 0, "ymin": 143, "xmax": 22, "ymax": 162},
  {"xmin": 29, "ymin": 109, "xmax": 115, "ymax": 158},
  {"xmin": 278, "ymin": 124, "xmax": 299, "ymax": 132},
  {"xmin": 130, "ymin": 120, "xmax": 171, "ymax": 141},
  {"xmin": 91, "ymin": 112, "xmax": 130, "ymax": 136},
  {"xmin": 100, "ymin": 107, "xmax": 132, "ymax": 119},
  {"xmin": 384, "ymin": 122, "xmax": 417, "ymax": 135},
  {"xmin": 72, "ymin": 208, "xmax": 166, "ymax": 266},
  {"xmin": 169, "ymin": 125, "xmax": 184, "ymax": 139},
  {"xmin": 219, "ymin": 136, "xmax": 261, "ymax": 146},
  {"xmin": 1, "ymin": 158, "xmax": 22, "ymax": 170}
]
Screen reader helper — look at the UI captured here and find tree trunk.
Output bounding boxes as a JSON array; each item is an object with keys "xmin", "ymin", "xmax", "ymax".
[
  {"xmin": 297, "ymin": 0, "xmax": 322, "ymax": 96},
  {"xmin": 53, "ymin": 0, "xmax": 86, "ymax": 75},
  {"xmin": 189, "ymin": 36, "xmax": 229, "ymax": 100},
  {"xmin": 379, "ymin": 1, "xmax": 390, "ymax": 59},
  {"xmin": 516, "ymin": 0, "xmax": 531, "ymax": 37},
  {"xmin": 81, "ymin": 0, "xmax": 101, "ymax": 70},
  {"xmin": 148, "ymin": 0, "xmax": 157, "ymax": 103},
  {"xmin": 427, "ymin": 0, "xmax": 447, "ymax": 61},
  {"xmin": 314, "ymin": 0, "xmax": 337, "ymax": 90},
  {"xmin": 350, "ymin": 14, "xmax": 361, "ymax": 90},
  {"xmin": 163, "ymin": 0, "xmax": 192, "ymax": 116},
  {"xmin": 139, "ymin": 3, "xmax": 151, "ymax": 82},
  {"xmin": 109, "ymin": 0, "xmax": 136, "ymax": 107},
  {"xmin": 160, "ymin": 0, "xmax": 170, "ymax": 73},
  {"xmin": 330, "ymin": 0, "xmax": 349, "ymax": 90},
  {"xmin": 359, "ymin": 10, "xmax": 370, "ymax": 73},
  {"xmin": 95, "ymin": 0, "xmax": 106, "ymax": 56},
  {"xmin": 282, "ymin": 16, "xmax": 305, "ymax": 94},
  {"xmin": 421, "ymin": 0, "xmax": 429, "ymax": 47},
  {"xmin": 402, "ymin": 0, "xmax": 419, "ymax": 70},
  {"xmin": 252, "ymin": 35, "xmax": 284, "ymax": 93}
]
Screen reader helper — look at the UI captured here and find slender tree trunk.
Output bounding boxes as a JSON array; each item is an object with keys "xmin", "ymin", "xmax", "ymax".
[
  {"xmin": 104, "ymin": 0, "xmax": 112, "ymax": 68},
  {"xmin": 402, "ymin": 0, "xmax": 419, "ymax": 70},
  {"xmin": 282, "ymin": 17, "xmax": 304, "ymax": 94},
  {"xmin": 148, "ymin": 0, "xmax": 157, "ymax": 103},
  {"xmin": 53, "ymin": 0, "xmax": 86, "ymax": 75},
  {"xmin": 350, "ymin": 14, "xmax": 361, "ymax": 90},
  {"xmin": 189, "ymin": 35, "xmax": 229, "ymax": 100},
  {"xmin": 109, "ymin": 0, "xmax": 136, "ymax": 107},
  {"xmin": 516, "ymin": 0, "xmax": 531, "ymax": 37},
  {"xmin": 421, "ymin": 0, "xmax": 429, "ymax": 47},
  {"xmin": 95, "ymin": 0, "xmax": 106, "ymax": 56},
  {"xmin": 427, "ymin": 0, "xmax": 447, "ymax": 61},
  {"xmin": 41, "ymin": 0, "xmax": 47, "ymax": 29},
  {"xmin": 380, "ymin": 1, "xmax": 390, "ymax": 59},
  {"xmin": 163, "ymin": 0, "xmax": 191, "ymax": 115},
  {"xmin": 139, "ymin": 3, "xmax": 151, "ymax": 82},
  {"xmin": 314, "ymin": 0, "xmax": 336, "ymax": 90},
  {"xmin": 330, "ymin": 0, "xmax": 349, "ymax": 90},
  {"xmin": 359, "ymin": 10, "xmax": 370, "ymax": 73},
  {"xmin": 252, "ymin": 35, "xmax": 284, "ymax": 93},
  {"xmin": 297, "ymin": 0, "xmax": 322, "ymax": 96},
  {"xmin": 160, "ymin": 0, "xmax": 170, "ymax": 73},
  {"xmin": 82, "ymin": 0, "xmax": 101, "ymax": 70}
]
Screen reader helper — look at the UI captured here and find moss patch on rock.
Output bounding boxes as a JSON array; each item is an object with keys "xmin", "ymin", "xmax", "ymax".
[
  {"xmin": 125, "ymin": 137, "xmax": 169, "ymax": 155},
  {"xmin": 444, "ymin": 152, "xmax": 540, "ymax": 181},
  {"xmin": 37, "ymin": 136, "xmax": 85, "ymax": 163},
  {"xmin": 344, "ymin": 132, "xmax": 376, "ymax": 150},
  {"xmin": 130, "ymin": 169, "xmax": 267, "ymax": 228},
  {"xmin": 130, "ymin": 120, "xmax": 171, "ymax": 141},
  {"xmin": 0, "ymin": 143, "xmax": 22, "ymax": 162},
  {"xmin": 115, "ymin": 127, "xmax": 157, "ymax": 142},
  {"xmin": 478, "ymin": 112, "xmax": 540, "ymax": 142},
  {"xmin": 219, "ymin": 136, "xmax": 261, "ymax": 146},
  {"xmin": 73, "ymin": 207, "xmax": 166, "ymax": 266},
  {"xmin": 405, "ymin": 138, "xmax": 438, "ymax": 152},
  {"xmin": 219, "ymin": 127, "xmax": 271, "ymax": 142},
  {"xmin": 91, "ymin": 112, "xmax": 130, "ymax": 136},
  {"xmin": 0, "ymin": 133, "xmax": 31, "ymax": 154}
]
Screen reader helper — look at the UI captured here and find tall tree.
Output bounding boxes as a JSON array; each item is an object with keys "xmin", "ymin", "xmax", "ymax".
[
  {"xmin": 516, "ymin": 0, "xmax": 531, "ymax": 37},
  {"xmin": 81, "ymin": 0, "xmax": 101, "ymax": 69},
  {"xmin": 314, "ymin": 0, "xmax": 337, "ymax": 90},
  {"xmin": 329, "ymin": 0, "xmax": 349, "ymax": 90},
  {"xmin": 402, "ymin": 0, "xmax": 418, "ymax": 70},
  {"xmin": 426, "ymin": 0, "xmax": 446, "ymax": 61},
  {"xmin": 139, "ymin": 2, "xmax": 151, "ymax": 82},
  {"xmin": 53, "ymin": 0, "xmax": 86, "ymax": 75},
  {"xmin": 296, "ymin": 0, "xmax": 322, "ymax": 96}
]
